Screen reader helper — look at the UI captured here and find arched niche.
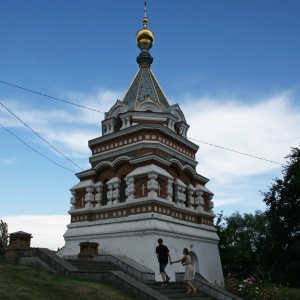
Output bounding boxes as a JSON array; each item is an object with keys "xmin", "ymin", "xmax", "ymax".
[
  {"xmin": 106, "ymin": 100, "xmax": 128, "ymax": 118},
  {"xmin": 170, "ymin": 105, "xmax": 186, "ymax": 122},
  {"xmin": 135, "ymin": 99, "xmax": 163, "ymax": 112},
  {"xmin": 189, "ymin": 250, "xmax": 200, "ymax": 274}
]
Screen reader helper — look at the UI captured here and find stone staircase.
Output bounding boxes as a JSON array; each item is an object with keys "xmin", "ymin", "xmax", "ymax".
[
  {"xmin": 66, "ymin": 259, "xmax": 118, "ymax": 272},
  {"xmin": 14, "ymin": 249, "xmax": 241, "ymax": 300},
  {"xmin": 66, "ymin": 258, "xmax": 216, "ymax": 300},
  {"xmin": 144, "ymin": 281, "xmax": 215, "ymax": 300}
]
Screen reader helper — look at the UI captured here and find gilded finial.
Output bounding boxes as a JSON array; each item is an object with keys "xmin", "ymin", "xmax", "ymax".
[
  {"xmin": 143, "ymin": 0, "xmax": 148, "ymax": 28},
  {"xmin": 136, "ymin": 0, "xmax": 154, "ymax": 49},
  {"xmin": 143, "ymin": 17, "xmax": 148, "ymax": 28},
  {"xmin": 136, "ymin": 0, "xmax": 154, "ymax": 67}
]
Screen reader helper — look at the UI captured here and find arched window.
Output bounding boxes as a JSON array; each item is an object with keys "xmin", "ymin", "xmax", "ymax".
[
  {"xmin": 184, "ymin": 182, "xmax": 188, "ymax": 207},
  {"xmin": 192, "ymin": 191, "xmax": 197, "ymax": 210},
  {"xmin": 172, "ymin": 181, "xmax": 176, "ymax": 203},
  {"xmin": 102, "ymin": 179, "xmax": 108, "ymax": 205},
  {"xmin": 120, "ymin": 175, "xmax": 126, "ymax": 202},
  {"xmin": 114, "ymin": 114, "xmax": 122, "ymax": 132}
]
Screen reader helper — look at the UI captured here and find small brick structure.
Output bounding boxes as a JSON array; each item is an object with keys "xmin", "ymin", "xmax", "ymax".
[
  {"xmin": 5, "ymin": 231, "xmax": 32, "ymax": 262},
  {"xmin": 78, "ymin": 241, "xmax": 99, "ymax": 260}
]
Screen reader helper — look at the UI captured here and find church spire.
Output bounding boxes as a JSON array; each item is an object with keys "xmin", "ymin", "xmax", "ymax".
[
  {"xmin": 121, "ymin": 0, "xmax": 170, "ymax": 110},
  {"xmin": 136, "ymin": 0, "xmax": 154, "ymax": 67}
]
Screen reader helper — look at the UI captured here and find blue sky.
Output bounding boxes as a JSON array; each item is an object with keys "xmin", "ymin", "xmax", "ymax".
[{"xmin": 1, "ymin": 0, "xmax": 300, "ymax": 250}]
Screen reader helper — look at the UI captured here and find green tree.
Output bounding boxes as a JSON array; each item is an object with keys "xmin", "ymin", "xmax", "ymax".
[
  {"xmin": 0, "ymin": 220, "xmax": 8, "ymax": 260},
  {"xmin": 216, "ymin": 210, "xmax": 267, "ymax": 278},
  {"xmin": 261, "ymin": 146, "xmax": 300, "ymax": 287}
]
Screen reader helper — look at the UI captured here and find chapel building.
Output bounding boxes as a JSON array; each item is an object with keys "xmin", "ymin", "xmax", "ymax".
[{"xmin": 59, "ymin": 8, "xmax": 223, "ymax": 283}]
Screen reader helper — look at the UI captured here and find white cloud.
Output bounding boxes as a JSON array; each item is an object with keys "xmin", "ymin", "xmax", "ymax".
[
  {"xmin": 0, "ymin": 215, "xmax": 69, "ymax": 251},
  {"xmin": 180, "ymin": 91, "xmax": 300, "ymax": 211},
  {"xmin": 1, "ymin": 88, "xmax": 299, "ymax": 219},
  {"xmin": 183, "ymin": 91, "xmax": 299, "ymax": 175},
  {"xmin": 0, "ymin": 89, "xmax": 123, "ymax": 159}
]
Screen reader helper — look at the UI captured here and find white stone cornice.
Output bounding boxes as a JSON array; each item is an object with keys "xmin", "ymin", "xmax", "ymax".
[
  {"xmin": 70, "ymin": 179, "xmax": 94, "ymax": 191},
  {"xmin": 76, "ymin": 169, "xmax": 96, "ymax": 179},
  {"xmin": 65, "ymin": 213, "xmax": 218, "ymax": 240},
  {"xmin": 68, "ymin": 197, "xmax": 215, "ymax": 219},
  {"xmin": 175, "ymin": 178, "xmax": 186, "ymax": 186},
  {"xmin": 107, "ymin": 177, "xmax": 121, "ymax": 184},
  {"xmin": 94, "ymin": 181, "xmax": 103, "ymax": 188},
  {"xmin": 127, "ymin": 164, "xmax": 173, "ymax": 179},
  {"xmin": 195, "ymin": 183, "xmax": 214, "ymax": 196},
  {"xmin": 89, "ymin": 141, "xmax": 198, "ymax": 167},
  {"xmin": 88, "ymin": 123, "xmax": 198, "ymax": 151},
  {"xmin": 130, "ymin": 153, "xmax": 171, "ymax": 166},
  {"xmin": 88, "ymin": 144, "xmax": 208, "ymax": 183},
  {"xmin": 131, "ymin": 115, "xmax": 166, "ymax": 122},
  {"xmin": 108, "ymin": 111, "xmax": 178, "ymax": 122}
]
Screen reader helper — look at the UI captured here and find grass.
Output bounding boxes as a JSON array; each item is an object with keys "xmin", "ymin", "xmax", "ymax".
[{"xmin": 0, "ymin": 263, "xmax": 136, "ymax": 300}]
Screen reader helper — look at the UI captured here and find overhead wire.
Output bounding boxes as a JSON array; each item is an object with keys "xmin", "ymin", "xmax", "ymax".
[
  {"xmin": 188, "ymin": 137, "xmax": 285, "ymax": 166},
  {"xmin": 0, "ymin": 122, "xmax": 76, "ymax": 173},
  {"xmin": 0, "ymin": 80, "xmax": 285, "ymax": 168},
  {"xmin": 0, "ymin": 80, "xmax": 105, "ymax": 114},
  {"xmin": 0, "ymin": 102, "xmax": 83, "ymax": 170}
]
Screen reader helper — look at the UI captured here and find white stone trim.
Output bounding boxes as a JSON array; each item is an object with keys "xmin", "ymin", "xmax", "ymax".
[
  {"xmin": 175, "ymin": 179, "xmax": 187, "ymax": 206},
  {"xmin": 70, "ymin": 179, "xmax": 94, "ymax": 191},
  {"xmin": 126, "ymin": 164, "xmax": 173, "ymax": 179},
  {"xmin": 93, "ymin": 155, "xmax": 131, "ymax": 171},
  {"xmin": 90, "ymin": 142, "xmax": 198, "ymax": 168},
  {"xmin": 89, "ymin": 123, "xmax": 198, "ymax": 151},
  {"xmin": 135, "ymin": 99, "xmax": 163, "ymax": 112},
  {"xmin": 95, "ymin": 182, "xmax": 103, "ymax": 208},
  {"xmin": 106, "ymin": 100, "xmax": 128, "ymax": 118},
  {"xmin": 70, "ymin": 191, "xmax": 76, "ymax": 211},
  {"xmin": 85, "ymin": 186, "xmax": 95, "ymax": 209},
  {"xmin": 195, "ymin": 183, "xmax": 214, "ymax": 196},
  {"xmin": 187, "ymin": 184, "xmax": 195, "ymax": 209}
]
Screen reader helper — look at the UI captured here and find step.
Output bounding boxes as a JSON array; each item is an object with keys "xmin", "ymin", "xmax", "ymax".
[
  {"xmin": 143, "ymin": 282, "xmax": 214, "ymax": 300},
  {"xmin": 66, "ymin": 260, "xmax": 215, "ymax": 300},
  {"xmin": 66, "ymin": 259, "xmax": 118, "ymax": 271}
]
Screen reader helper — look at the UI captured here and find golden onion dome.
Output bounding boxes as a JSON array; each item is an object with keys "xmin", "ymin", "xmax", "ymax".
[{"xmin": 136, "ymin": 17, "xmax": 154, "ymax": 49}]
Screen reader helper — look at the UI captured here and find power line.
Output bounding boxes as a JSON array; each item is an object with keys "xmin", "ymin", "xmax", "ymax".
[
  {"xmin": 0, "ymin": 122, "xmax": 77, "ymax": 173},
  {"xmin": 0, "ymin": 80, "xmax": 105, "ymax": 114},
  {"xmin": 1, "ymin": 80, "xmax": 286, "ymax": 167},
  {"xmin": 188, "ymin": 137, "xmax": 285, "ymax": 166},
  {"xmin": 0, "ymin": 102, "xmax": 83, "ymax": 171}
]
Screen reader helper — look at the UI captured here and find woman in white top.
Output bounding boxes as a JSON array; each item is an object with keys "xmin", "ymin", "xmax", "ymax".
[{"xmin": 171, "ymin": 248, "xmax": 197, "ymax": 294}]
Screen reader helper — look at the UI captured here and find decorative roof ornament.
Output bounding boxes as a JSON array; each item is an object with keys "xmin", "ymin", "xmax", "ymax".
[
  {"xmin": 136, "ymin": 0, "xmax": 154, "ymax": 67},
  {"xmin": 112, "ymin": 0, "xmax": 173, "ymax": 112}
]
